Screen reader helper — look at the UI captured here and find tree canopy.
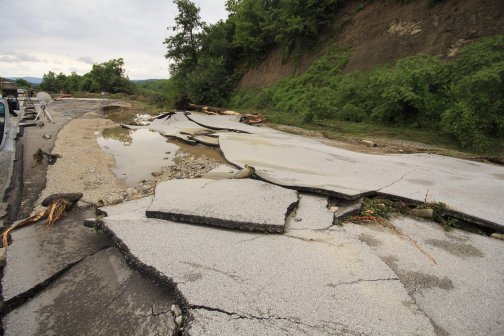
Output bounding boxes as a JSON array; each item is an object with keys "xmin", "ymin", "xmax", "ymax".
[{"xmin": 40, "ymin": 58, "xmax": 135, "ymax": 94}]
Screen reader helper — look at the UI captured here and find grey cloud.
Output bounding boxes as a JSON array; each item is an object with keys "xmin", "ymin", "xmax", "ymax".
[
  {"xmin": 78, "ymin": 56, "xmax": 94, "ymax": 64},
  {"xmin": 0, "ymin": 51, "xmax": 41, "ymax": 63}
]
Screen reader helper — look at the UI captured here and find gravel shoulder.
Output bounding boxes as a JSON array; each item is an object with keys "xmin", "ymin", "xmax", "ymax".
[{"xmin": 35, "ymin": 110, "xmax": 126, "ymax": 209}]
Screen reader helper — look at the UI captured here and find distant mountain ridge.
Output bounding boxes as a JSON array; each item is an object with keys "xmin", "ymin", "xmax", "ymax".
[
  {"xmin": 4, "ymin": 77, "xmax": 163, "ymax": 85},
  {"xmin": 6, "ymin": 77, "xmax": 42, "ymax": 84}
]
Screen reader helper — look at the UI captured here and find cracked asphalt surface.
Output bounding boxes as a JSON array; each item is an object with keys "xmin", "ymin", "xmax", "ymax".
[{"xmin": 2, "ymin": 99, "xmax": 504, "ymax": 335}]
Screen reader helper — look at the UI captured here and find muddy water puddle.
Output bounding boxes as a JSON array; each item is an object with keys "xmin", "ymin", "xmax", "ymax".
[
  {"xmin": 165, "ymin": 138, "xmax": 229, "ymax": 164},
  {"xmin": 97, "ymin": 127, "xmax": 179, "ymax": 186},
  {"xmin": 97, "ymin": 127, "xmax": 229, "ymax": 186}
]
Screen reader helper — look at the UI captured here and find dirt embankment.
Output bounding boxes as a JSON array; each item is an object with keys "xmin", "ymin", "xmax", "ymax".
[{"xmin": 239, "ymin": 0, "xmax": 504, "ymax": 89}]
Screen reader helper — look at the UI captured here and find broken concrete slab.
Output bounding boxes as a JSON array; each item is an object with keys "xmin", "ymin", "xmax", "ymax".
[
  {"xmin": 218, "ymin": 132, "xmax": 504, "ymax": 230},
  {"xmin": 100, "ymin": 212, "xmax": 437, "ymax": 335},
  {"xmin": 202, "ymin": 165, "xmax": 239, "ymax": 180},
  {"xmin": 1, "ymin": 208, "xmax": 110, "ymax": 303},
  {"xmin": 148, "ymin": 112, "xmax": 212, "ymax": 144},
  {"xmin": 98, "ymin": 196, "xmax": 154, "ymax": 221},
  {"xmin": 286, "ymin": 193, "xmax": 333, "ymax": 230},
  {"xmin": 3, "ymin": 247, "xmax": 178, "ymax": 336},
  {"xmin": 191, "ymin": 134, "xmax": 219, "ymax": 147},
  {"xmin": 146, "ymin": 179, "xmax": 298, "ymax": 233},
  {"xmin": 186, "ymin": 113, "xmax": 279, "ymax": 136},
  {"xmin": 339, "ymin": 217, "xmax": 504, "ymax": 336}
]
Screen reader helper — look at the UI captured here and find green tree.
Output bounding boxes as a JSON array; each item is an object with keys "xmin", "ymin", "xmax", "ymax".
[
  {"xmin": 40, "ymin": 71, "xmax": 58, "ymax": 92},
  {"xmin": 65, "ymin": 72, "xmax": 82, "ymax": 93},
  {"xmin": 87, "ymin": 58, "xmax": 134, "ymax": 93},
  {"xmin": 15, "ymin": 78, "xmax": 31, "ymax": 88},
  {"xmin": 164, "ymin": 0, "xmax": 204, "ymax": 84}
]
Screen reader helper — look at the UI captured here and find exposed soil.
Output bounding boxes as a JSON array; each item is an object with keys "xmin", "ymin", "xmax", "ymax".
[{"xmin": 239, "ymin": 0, "xmax": 504, "ymax": 89}]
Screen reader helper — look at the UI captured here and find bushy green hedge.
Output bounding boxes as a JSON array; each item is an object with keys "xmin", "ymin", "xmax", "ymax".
[{"xmin": 231, "ymin": 36, "xmax": 504, "ymax": 150}]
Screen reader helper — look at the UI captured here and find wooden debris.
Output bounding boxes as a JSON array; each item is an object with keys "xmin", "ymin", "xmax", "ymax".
[
  {"xmin": 234, "ymin": 165, "xmax": 255, "ymax": 179},
  {"xmin": 361, "ymin": 140, "xmax": 377, "ymax": 147},
  {"xmin": 1, "ymin": 199, "xmax": 74, "ymax": 248},
  {"xmin": 240, "ymin": 113, "xmax": 266, "ymax": 124}
]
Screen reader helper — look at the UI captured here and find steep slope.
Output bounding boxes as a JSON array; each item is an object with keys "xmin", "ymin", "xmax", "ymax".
[{"xmin": 239, "ymin": 0, "xmax": 504, "ymax": 89}]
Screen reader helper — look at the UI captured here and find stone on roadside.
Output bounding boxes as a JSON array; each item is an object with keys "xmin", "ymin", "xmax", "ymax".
[{"xmin": 146, "ymin": 179, "xmax": 298, "ymax": 233}]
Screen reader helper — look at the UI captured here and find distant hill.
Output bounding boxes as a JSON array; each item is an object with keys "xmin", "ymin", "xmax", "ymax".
[
  {"xmin": 6, "ymin": 77, "xmax": 42, "ymax": 84},
  {"xmin": 131, "ymin": 79, "xmax": 164, "ymax": 83}
]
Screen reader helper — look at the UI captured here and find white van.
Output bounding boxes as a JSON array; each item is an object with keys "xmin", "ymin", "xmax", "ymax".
[{"xmin": 0, "ymin": 99, "xmax": 10, "ymax": 150}]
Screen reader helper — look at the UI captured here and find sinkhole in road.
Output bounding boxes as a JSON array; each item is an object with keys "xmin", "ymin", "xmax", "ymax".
[{"xmin": 97, "ymin": 127, "xmax": 179, "ymax": 186}]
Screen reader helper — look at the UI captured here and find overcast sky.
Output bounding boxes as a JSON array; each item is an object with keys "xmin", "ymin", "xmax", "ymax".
[{"xmin": 0, "ymin": 0, "xmax": 228, "ymax": 80}]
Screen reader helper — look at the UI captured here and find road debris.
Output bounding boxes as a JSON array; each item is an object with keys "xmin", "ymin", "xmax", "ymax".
[
  {"xmin": 1, "ymin": 198, "xmax": 78, "ymax": 247},
  {"xmin": 239, "ymin": 113, "xmax": 266, "ymax": 124},
  {"xmin": 233, "ymin": 165, "xmax": 255, "ymax": 179},
  {"xmin": 361, "ymin": 139, "xmax": 377, "ymax": 147},
  {"xmin": 33, "ymin": 148, "xmax": 62, "ymax": 165},
  {"xmin": 41, "ymin": 192, "xmax": 83, "ymax": 207},
  {"xmin": 491, "ymin": 233, "xmax": 504, "ymax": 240}
]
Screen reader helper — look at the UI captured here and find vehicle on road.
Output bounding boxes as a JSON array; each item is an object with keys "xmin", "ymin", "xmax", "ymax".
[
  {"xmin": 0, "ymin": 82, "xmax": 20, "ymax": 113},
  {"xmin": 17, "ymin": 88, "xmax": 24, "ymax": 94},
  {"xmin": 0, "ymin": 99, "xmax": 10, "ymax": 149}
]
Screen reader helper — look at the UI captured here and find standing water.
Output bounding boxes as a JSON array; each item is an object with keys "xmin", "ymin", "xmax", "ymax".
[{"xmin": 97, "ymin": 127, "xmax": 179, "ymax": 186}]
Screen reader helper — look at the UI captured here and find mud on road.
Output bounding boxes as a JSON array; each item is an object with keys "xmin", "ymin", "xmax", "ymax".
[{"xmin": 27, "ymin": 99, "xmax": 225, "ymax": 214}]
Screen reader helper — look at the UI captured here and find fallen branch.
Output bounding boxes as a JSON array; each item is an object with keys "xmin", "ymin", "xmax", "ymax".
[{"xmin": 1, "ymin": 199, "xmax": 74, "ymax": 247}]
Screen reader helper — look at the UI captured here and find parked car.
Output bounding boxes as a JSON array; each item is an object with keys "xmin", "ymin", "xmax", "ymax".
[
  {"xmin": 0, "ymin": 99, "xmax": 10, "ymax": 150},
  {"xmin": 17, "ymin": 88, "xmax": 24, "ymax": 94}
]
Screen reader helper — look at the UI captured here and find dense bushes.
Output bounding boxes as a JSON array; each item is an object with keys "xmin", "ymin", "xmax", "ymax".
[
  {"xmin": 135, "ymin": 79, "xmax": 178, "ymax": 108},
  {"xmin": 231, "ymin": 36, "xmax": 504, "ymax": 150}
]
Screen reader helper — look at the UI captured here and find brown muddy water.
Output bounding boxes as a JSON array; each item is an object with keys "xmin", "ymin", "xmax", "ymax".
[{"xmin": 97, "ymin": 127, "xmax": 179, "ymax": 186}]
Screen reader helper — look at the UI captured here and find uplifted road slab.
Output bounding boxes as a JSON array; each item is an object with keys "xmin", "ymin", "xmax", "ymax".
[
  {"xmin": 339, "ymin": 217, "xmax": 504, "ymax": 336},
  {"xmin": 148, "ymin": 112, "xmax": 212, "ymax": 144},
  {"xmin": 2, "ymin": 208, "xmax": 110, "ymax": 303},
  {"xmin": 100, "ymin": 209, "xmax": 437, "ymax": 335},
  {"xmin": 3, "ymin": 247, "xmax": 178, "ymax": 336},
  {"xmin": 146, "ymin": 179, "xmax": 298, "ymax": 233},
  {"xmin": 219, "ymin": 132, "xmax": 504, "ymax": 230},
  {"xmin": 186, "ymin": 113, "xmax": 283, "ymax": 136}
]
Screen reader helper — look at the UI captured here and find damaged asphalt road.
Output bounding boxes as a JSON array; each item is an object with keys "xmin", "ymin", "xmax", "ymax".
[{"xmin": 2, "ymin": 99, "xmax": 504, "ymax": 335}]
